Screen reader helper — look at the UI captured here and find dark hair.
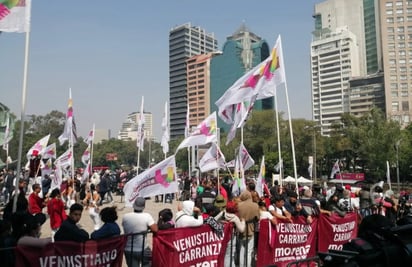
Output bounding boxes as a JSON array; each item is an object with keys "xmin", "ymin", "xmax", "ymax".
[
  {"xmin": 69, "ymin": 203, "xmax": 84, "ymax": 213},
  {"xmin": 248, "ymin": 183, "xmax": 256, "ymax": 191},
  {"xmin": 50, "ymin": 188, "xmax": 60, "ymax": 198},
  {"xmin": 100, "ymin": 207, "xmax": 118, "ymax": 223},
  {"xmin": 32, "ymin": 183, "xmax": 40, "ymax": 191}
]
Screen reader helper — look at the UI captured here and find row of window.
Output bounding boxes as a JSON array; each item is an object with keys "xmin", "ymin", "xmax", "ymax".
[
  {"xmin": 392, "ymin": 101, "xmax": 410, "ymax": 112},
  {"xmin": 386, "ymin": 16, "xmax": 412, "ymax": 22},
  {"xmin": 386, "ymin": 9, "xmax": 412, "ymax": 15}
]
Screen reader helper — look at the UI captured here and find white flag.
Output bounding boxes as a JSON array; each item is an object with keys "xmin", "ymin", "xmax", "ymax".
[
  {"xmin": 239, "ymin": 144, "xmax": 255, "ymax": 171},
  {"xmin": 82, "ymin": 162, "xmax": 91, "ymax": 184},
  {"xmin": 232, "ymin": 153, "xmax": 246, "ymax": 196},
  {"xmin": 2, "ymin": 114, "xmax": 13, "ymax": 151},
  {"xmin": 216, "ymin": 35, "xmax": 285, "ymax": 123},
  {"xmin": 185, "ymin": 102, "xmax": 190, "ymax": 138},
  {"xmin": 58, "ymin": 89, "xmax": 77, "ymax": 145},
  {"xmin": 256, "ymin": 156, "xmax": 265, "ymax": 197},
  {"xmin": 123, "ymin": 155, "xmax": 178, "ymax": 207},
  {"xmin": 55, "ymin": 148, "xmax": 73, "ymax": 168},
  {"xmin": 330, "ymin": 159, "xmax": 340, "ymax": 179},
  {"xmin": 26, "ymin": 134, "xmax": 50, "ymax": 159},
  {"xmin": 176, "ymin": 112, "xmax": 218, "ymax": 151},
  {"xmin": 0, "ymin": 0, "xmax": 31, "ymax": 33},
  {"xmin": 81, "ymin": 145, "xmax": 91, "ymax": 165},
  {"xmin": 136, "ymin": 96, "xmax": 145, "ymax": 151},
  {"xmin": 199, "ymin": 143, "xmax": 226, "ymax": 173},
  {"xmin": 84, "ymin": 127, "xmax": 94, "ymax": 145},
  {"xmin": 161, "ymin": 101, "xmax": 169, "ymax": 154},
  {"xmin": 274, "ymin": 160, "xmax": 283, "ymax": 172},
  {"xmin": 386, "ymin": 161, "xmax": 391, "ymax": 190},
  {"xmin": 41, "ymin": 158, "xmax": 53, "ymax": 177},
  {"xmin": 42, "ymin": 143, "xmax": 56, "ymax": 159}
]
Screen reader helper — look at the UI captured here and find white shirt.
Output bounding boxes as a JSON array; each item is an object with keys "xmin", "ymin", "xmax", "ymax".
[{"xmin": 122, "ymin": 212, "xmax": 155, "ymax": 252}]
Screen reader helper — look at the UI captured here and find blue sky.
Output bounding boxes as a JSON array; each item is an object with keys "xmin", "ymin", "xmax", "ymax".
[{"xmin": 1, "ymin": 0, "xmax": 321, "ymax": 141}]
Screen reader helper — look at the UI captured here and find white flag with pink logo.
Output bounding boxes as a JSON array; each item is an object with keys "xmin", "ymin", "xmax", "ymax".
[{"xmin": 123, "ymin": 155, "xmax": 178, "ymax": 207}]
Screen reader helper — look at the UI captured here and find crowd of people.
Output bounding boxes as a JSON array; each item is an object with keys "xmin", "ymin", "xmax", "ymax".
[{"xmin": 1, "ymin": 164, "xmax": 411, "ymax": 267}]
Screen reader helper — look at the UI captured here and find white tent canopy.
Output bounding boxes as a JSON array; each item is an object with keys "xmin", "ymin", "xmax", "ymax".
[
  {"xmin": 297, "ymin": 176, "xmax": 313, "ymax": 184},
  {"xmin": 283, "ymin": 176, "xmax": 296, "ymax": 183}
]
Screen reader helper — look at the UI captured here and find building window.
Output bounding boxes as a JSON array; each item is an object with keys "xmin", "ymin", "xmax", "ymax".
[
  {"xmin": 392, "ymin": 102, "xmax": 399, "ymax": 111},
  {"xmin": 386, "ymin": 2, "xmax": 393, "ymax": 7},
  {"xmin": 396, "ymin": 1, "xmax": 403, "ymax": 6},
  {"xmin": 398, "ymin": 26, "xmax": 405, "ymax": 32},
  {"xmin": 396, "ymin": 9, "xmax": 404, "ymax": 14},
  {"xmin": 391, "ymin": 83, "xmax": 398, "ymax": 89},
  {"xmin": 402, "ymin": 101, "xmax": 409, "ymax": 111},
  {"xmin": 387, "ymin": 10, "xmax": 394, "ymax": 15},
  {"xmin": 388, "ymin": 27, "xmax": 395, "ymax": 33},
  {"xmin": 403, "ymin": 115, "xmax": 410, "ymax": 123},
  {"xmin": 399, "ymin": 50, "xmax": 407, "ymax": 56},
  {"xmin": 387, "ymin": 17, "xmax": 394, "ymax": 23},
  {"xmin": 398, "ymin": 16, "xmax": 405, "ymax": 22},
  {"xmin": 401, "ymin": 91, "xmax": 409, "ymax": 97}
]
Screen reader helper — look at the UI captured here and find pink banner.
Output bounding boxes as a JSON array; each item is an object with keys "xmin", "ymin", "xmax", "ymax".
[
  {"xmin": 15, "ymin": 236, "xmax": 127, "ymax": 267},
  {"xmin": 152, "ymin": 223, "xmax": 233, "ymax": 267},
  {"xmin": 257, "ymin": 217, "xmax": 318, "ymax": 267},
  {"xmin": 317, "ymin": 212, "xmax": 358, "ymax": 252}
]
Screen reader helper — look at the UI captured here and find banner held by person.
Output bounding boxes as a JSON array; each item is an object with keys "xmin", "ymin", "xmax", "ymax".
[
  {"xmin": 317, "ymin": 212, "xmax": 358, "ymax": 252},
  {"xmin": 257, "ymin": 217, "xmax": 318, "ymax": 267},
  {"xmin": 15, "ymin": 235, "xmax": 127, "ymax": 267},
  {"xmin": 123, "ymin": 155, "xmax": 178, "ymax": 207},
  {"xmin": 152, "ymin": 223, "xmax": 233, "ymax": 267}
]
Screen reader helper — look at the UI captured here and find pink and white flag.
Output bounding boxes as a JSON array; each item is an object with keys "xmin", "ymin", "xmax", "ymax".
[
  {"xmin": 199, "ymin": 143, "xmax": 226, "ymax": 173},
  {"xmin": 239, "ymin": 144, "xmax": 255, "ymax": 171},
  {"xmin": 123, "ymin": 155, "xmax": 178, "ymax": 207},
  {"xmin": 26, "ymin": 134, "xmax": 50, "ymax": 159},
  {"xmin": 176, "ymin": 112, "xmax": 218, "ymax": 151},
  {"xmin": 216, "ymin": 35, "xmax": 285, "ymax": 123},
  {"xmin": 42, "ymin": 143, "xmax": 56, "ymax": 159},
  {"xmin": 84, "ymin": 127, "xmax": 94, "ymax": 145},
  {"xmin": 0, "ymin": 0, "xmax": 31, "ymax": 33},
  {"xmin": 330, "ymin": 159, "xmax": 340, "ymax": 179},
  {"xmin": 81, "ymin": 145, "xmax": 91, "ymax": 165},
  {"xmin": 55, "ymin": 148, "xmax": 73, "ymax": 168}
]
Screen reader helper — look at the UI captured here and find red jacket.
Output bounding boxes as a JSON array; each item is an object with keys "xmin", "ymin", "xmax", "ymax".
[
  {"xmin": 47, "ymin": 198, "xmax": 67, "ymax": 229},
  {"xmin": 28, "ymin": 193, "xmax": 44, "ymax": 215}
]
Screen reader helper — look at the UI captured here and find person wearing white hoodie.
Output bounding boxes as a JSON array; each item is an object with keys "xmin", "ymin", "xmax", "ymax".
[{"xmin": 175, "ymin": 200, "xmax": 203, "ymax": 228}]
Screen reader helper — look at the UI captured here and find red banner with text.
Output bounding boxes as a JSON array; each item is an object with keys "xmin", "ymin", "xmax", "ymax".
[
  {"xmin": 15, "ymin": 235, "xmax": 127, "ymax": 267},
  {"xmin": 152, "ymin": 223, "xmax": 233, "ymax": 267},
  {"xmin": 317, "ymin": 212, "xmax": 358, "ymax": 252},
  {"xmin": 257, "ymin": 217, "xmax": 318, "ymax": 267}
]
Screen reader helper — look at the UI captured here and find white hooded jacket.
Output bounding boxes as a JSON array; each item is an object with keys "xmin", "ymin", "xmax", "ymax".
[{"xmin": 175, "ymin": 200, "xmax": 203, "ymax": 228}]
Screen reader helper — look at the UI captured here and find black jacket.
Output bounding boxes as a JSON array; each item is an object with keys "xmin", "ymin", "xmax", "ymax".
[{"xmin": 54, "ymin": 218, "xmax": 89, "ymax": 242}]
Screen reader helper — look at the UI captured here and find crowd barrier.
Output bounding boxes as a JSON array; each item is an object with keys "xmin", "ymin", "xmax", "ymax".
[{"xmin": 2, "ymin": 212, "xmax": 358, "ymax": 267}]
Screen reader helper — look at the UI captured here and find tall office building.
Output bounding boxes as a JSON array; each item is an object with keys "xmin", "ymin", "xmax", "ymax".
[
  {"xmin": 379, "ymin": 0, "xmax": 412, "ymax": 126},
  {"xmin": 117, "ymin": 111, "xmax": 153, "ymax": 141},
  {"xmin": 169, "ymin": 23, "xmax": 218, "ymax": 139},
  {"xmin": 311, "ymin": 0, "xmax": 366, "ymax": 135},
  {"xmin": 186, "ymin": 53, "xmax": 215, "ymax": 127},
  {"xmin": 210, "ymin": 24, "xmax": 274, "ymax": 132}
]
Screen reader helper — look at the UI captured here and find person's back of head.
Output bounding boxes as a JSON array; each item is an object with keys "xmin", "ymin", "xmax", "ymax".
[{"xmin": 100, "ymin": 207, "xmax": 118, "ymax": 223}]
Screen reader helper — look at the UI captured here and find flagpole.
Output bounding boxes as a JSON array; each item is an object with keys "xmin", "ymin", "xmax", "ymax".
[
  {"xmin": 90, "ymin": 124, "xmax": 95, "ymax": 175},
  {"xmin": 274, "ymin": 89, "xmax": 283, "ymax": 190},
  {"xmin": 69, "ymin": 89, "xmax": 75, "ymax": 181},
  {"xmin": 13, "ymin": 18, "xmax": 31, "ymax": 213}
]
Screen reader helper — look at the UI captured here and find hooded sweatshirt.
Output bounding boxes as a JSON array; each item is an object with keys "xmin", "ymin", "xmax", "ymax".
[{"xmin": 175, "ymin": 200, "xmax": 203, "ymax": 228}]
